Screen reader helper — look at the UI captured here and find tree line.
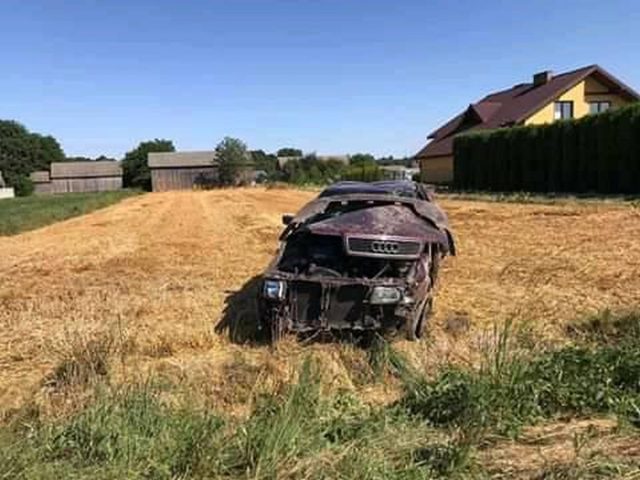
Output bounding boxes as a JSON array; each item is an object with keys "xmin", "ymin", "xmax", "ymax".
[
  {"xmin": 0, "ymin": 121, "xmax": 66, "ymax": 196},
  {"xmin": 0, "ymin": 118, "xmax": 415, "ymax": 195}
]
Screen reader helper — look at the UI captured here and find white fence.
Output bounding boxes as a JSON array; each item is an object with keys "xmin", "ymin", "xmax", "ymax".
[{"xmin": 0, "ymin": 188, "xmax": 15, "ymax": 199}]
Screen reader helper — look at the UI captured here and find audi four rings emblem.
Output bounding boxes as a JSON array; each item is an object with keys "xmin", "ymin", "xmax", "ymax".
[{"xmin": 370, "ymin": 241, "xmax": 400, "ymax": 254}]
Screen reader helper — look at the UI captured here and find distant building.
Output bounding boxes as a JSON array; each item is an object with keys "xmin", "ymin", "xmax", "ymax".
[
  {"xmin": 416, "ymin": 64, "xmax": 640, "ymax": 184},
  {"xmin": 148, "ymin": 151, "xmax": 218, "ymax": 192},
  {"xmin": 30, "ymin": 171, "xmax": 52, "ymax": 195},
  {"xmin": 0, "ymin": 188, "xmax": 13, "ymax": 199},
  {"xmin": 30, "ymin": 161, "xmax": 123, "ymax": 195},
  {"xmin": 0, "ymin": 171, "xmax": 14, "ymax": 199}
]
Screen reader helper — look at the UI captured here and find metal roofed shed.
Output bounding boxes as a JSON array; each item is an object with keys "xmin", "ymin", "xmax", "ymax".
[
  {"xmin": 148, "ymin": 151, "xmax": 219, "ymax": 191},
  {"xmin": 30, "ymin": 162, "xmax": 123, "ymax": 195},
  {"xmin": 30, "ymin": 170, "xmax": 52, "ymax": 195},
  {"xmin": 50, "ymin": 161, "xmax": 122, "ymax": 179},
  {"xmin": 50, "ymin": 161, "xmax": 123, "ymax": 194}
]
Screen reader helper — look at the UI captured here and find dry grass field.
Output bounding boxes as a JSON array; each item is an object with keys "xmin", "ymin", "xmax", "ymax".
[{"xmin": 1, "ymin": 188, "xmax": 639, "ymax": 477}]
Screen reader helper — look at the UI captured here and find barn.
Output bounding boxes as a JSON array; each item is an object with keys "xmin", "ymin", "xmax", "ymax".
[
  {"xmin": 148, "ymin": 151, "xmax": 218, "ymax": 192},
  {"xmin": 31, "ymin": 161, "xmax": 123, "ymax": 194},
  {"xmin": 30, "ymin": 171, "xmax": 52, "ymax": 195}
]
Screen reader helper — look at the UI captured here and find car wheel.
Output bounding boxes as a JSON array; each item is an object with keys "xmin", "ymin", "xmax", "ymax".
[
  {"xmin": 269, "ymin": 316, "xmax": 286, "ymax": 345},
  {"xmin": 406, "ymin": 297, "xmax": 432, "ymax": 341}
]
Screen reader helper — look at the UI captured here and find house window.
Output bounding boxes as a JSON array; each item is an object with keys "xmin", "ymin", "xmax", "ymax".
[
  {"xmin": 554, "ymin": 101, "xmax": 574, "ymax": 120},
  {"xmin": 589, "ymin": 101, "xmax": 611, "ymax": 114}
]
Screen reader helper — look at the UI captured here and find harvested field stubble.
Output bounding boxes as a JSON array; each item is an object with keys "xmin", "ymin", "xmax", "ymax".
[{"xmin": 1, "ymin": 189, "xmax": 640, "ymax": 419}]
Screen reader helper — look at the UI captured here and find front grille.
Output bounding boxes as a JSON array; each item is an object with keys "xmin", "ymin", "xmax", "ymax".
[
  {"xmin": 289, "ymin": 281, "xmax": 367, "ymax": 328},
  {"xmin": 290, "ymin": 281, "xmax": 322, "ymax": 325},
  {"xmin": 347, "ymin": 237, "xmax": 422, "ymax": 258}
]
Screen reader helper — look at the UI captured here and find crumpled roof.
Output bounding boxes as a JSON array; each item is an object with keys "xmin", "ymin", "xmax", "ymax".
[
  {"xmin": 289, "ymin": 191, "xmax": 454, "ymax": 254},
  {"xmin": 307, "ymin": 204, "xmax": 449, "ymax": 247}
]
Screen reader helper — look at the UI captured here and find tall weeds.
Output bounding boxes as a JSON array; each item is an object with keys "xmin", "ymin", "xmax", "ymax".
[
  {"xmin": 2, "ymin": 312, "xmax": 639, "ymax": 479},
  {"xmin": 398, "ymin": 315, "xmax": 640, "ymax": 436}
]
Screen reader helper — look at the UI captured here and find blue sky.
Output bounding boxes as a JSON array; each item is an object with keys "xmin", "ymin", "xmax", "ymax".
[{"xmin": 1, "ymin": 0, "xmax": 639, "ymax": 158}]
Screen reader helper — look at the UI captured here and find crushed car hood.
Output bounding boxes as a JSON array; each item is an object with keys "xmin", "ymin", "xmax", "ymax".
[
  {"xmin": 307, "ymin": 204, "xmax": 448, "ymax": 246},
  {"xmin": 288, "ymin": 193, "xmax": 455, "ymax": 254}
]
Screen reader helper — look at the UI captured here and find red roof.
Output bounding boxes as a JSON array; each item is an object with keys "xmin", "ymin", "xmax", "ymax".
[{"xmin": 416, "ymin": 65, "xmax": 640, "ymax": 159}]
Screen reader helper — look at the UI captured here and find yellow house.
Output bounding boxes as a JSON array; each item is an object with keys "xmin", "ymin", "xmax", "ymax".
[{"xmin": 416, "ymin": 65, "xmax": 640, "ymax": 183}]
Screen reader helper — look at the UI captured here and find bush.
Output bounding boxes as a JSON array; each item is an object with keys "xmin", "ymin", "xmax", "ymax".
[
  {"xmin": 453, "ymin": 103, "xmax": 640, "ymax": 193},
  {"xmin": 122, "ymin": 139, "xmax": 175, "ymax": 191},
  {"xmin": 11, "ymin": 175, "xmax": 34, "ymax": 196},
  {"xmin": 342, "ymin": 164, "xmax": 383, "ymax": 182}
]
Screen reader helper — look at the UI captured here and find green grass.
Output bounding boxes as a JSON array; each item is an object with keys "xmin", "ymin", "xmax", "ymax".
[
  {"xmin": 1, "ymin": 312, "xmax": 639, "ymax": 479},
  {"xmin": 399, "ymin": 317, "xmax": 640, "ymax": 438},
  {"xmin": 0, "ymin": 360, "xmax": 471, "ymax": 480},
  {"xmin": 0, "ymin": 190, "xmax": 140, "ymax": 236}
]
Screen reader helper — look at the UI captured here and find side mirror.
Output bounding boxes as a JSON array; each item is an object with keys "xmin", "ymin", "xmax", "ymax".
[{"xmin": 282, "ymin": 214, "xmax": 295, "ymax": 226}]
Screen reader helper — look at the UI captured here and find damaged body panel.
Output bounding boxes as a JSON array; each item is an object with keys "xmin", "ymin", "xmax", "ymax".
[{"xmin": 258, "ymin": 181, "xmax": 455, "ymax": 342}]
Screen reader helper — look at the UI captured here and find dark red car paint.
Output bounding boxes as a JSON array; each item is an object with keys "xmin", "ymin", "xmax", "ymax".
[{"xmin": 258, "ymin": 181, "xmax": 455, "ymax": 341}]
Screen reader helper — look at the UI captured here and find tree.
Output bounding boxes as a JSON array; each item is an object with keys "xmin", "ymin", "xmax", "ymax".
[
  {"xmin": 122, "ymin": 139, "xmax": 175, "ymax": 190},
  {"xmin": 278, "ymin": 154, "xmax": 348, "ymax": 185},
  {"xmin": 216, "ymin": 137, "xmax": 251, "ymax": 186},
  {"xmin": 343, "ymin": 164, "xmax": 382, "ymax": 182},
  {"xmin": 349, "ymin": 153, "xmax": 376, "ymax": 167},
  {"xmin": 66, "ymin": 156, "xmax": 93, "ymax": 162},
  {"xmin": 346, "ymin": 153, "xmax": 380, "ymax": 181},
  {"xmin": 250, "ymin": 149, "xmax": 279, "ymax": 176},
  {"xmin": 94, "ymin": 155, "xmax": 118, "ymax": 162},
  {"xmin": 0, "ymin": 119, "xmax": 65, "ymax": 196},
  {"xmin": 67, "ymin": 155, "xmax": 118, "ymax": 162},
  {"xmin": 276, "ymin": 147, "xmax": 303, "ymax": 158},
  {"xmin": 11, "ymin": 176, "xmax": 34, "ymax": 196},
  {"xmin": 31, "ymin": 134, "xmax": 65, "ymax": 168}
]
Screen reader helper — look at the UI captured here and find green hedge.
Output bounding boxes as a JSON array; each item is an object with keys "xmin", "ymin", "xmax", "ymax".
[
  {"xmin": 342, "ymin": 164, "xmax": 383, "ymax": 182},
  {"xmin": 453, "ymin": 103, "xmax": 640, "ymax": 193}
]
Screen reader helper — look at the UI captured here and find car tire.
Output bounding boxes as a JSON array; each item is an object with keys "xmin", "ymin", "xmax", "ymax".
[
  {"xmin": 269, "ymin": 316, "xmax": 286, "ymax": 345},
  {"xmin": 406, "ymin": 297, "xmax": 432, "ymax": 341}
]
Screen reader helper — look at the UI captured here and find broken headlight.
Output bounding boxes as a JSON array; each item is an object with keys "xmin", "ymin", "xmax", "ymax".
[
  {"xmin": 369, "ymin": 286, "xmax": 402, "ymax": 304},
  {"xmin": 263, "ymin": 279, "xmax": 286, "ymax": 300}
]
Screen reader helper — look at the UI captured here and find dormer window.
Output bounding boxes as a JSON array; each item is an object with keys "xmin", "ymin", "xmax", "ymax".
[{"xmin": 554, "ymin": 101, "xmax": 574, "ymax": 120}]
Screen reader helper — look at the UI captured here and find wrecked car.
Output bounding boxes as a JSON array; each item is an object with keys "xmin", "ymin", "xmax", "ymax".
[{"xmin": 258, "ymin": 181, "xmax": 455, "ymax": 342}]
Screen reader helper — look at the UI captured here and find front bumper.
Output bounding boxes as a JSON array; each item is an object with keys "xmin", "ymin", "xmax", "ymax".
[{"xmin": 259, "ymin": 276, "xmax": 417, "ymax": 332}]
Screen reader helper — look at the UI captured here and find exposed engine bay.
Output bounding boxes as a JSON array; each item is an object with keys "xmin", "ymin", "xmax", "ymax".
[{"xmin": 278, "ymin": 232, "xmax": 420, "ymax": 279}]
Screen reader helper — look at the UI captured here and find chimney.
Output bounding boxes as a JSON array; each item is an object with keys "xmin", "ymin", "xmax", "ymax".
[{"xmin": 533, "ymin": 70, "xmax": 553, "ymax": 86}]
